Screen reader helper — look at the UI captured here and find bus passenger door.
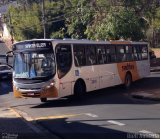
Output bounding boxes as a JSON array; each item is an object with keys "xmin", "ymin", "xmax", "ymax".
[{"xmin": 56, "ymin": 44, "xmax": 73, "ymax": 97}]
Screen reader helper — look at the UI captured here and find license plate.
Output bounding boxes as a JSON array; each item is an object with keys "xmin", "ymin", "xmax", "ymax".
[{"xmin": 27, "ymin": 93, "xmax": 35, "ymax": 96}]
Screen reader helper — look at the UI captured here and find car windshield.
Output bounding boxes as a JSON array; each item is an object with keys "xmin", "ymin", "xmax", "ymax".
[
  {"xmin": 0, "ymin": 66, "xmax": 10, "ymax": 70},
  {"xmin": 13, "ymin": 52, "xmax": 56, "ymax": 79}
]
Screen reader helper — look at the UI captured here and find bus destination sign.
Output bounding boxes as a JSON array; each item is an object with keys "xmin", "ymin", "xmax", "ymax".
[
  {"xmin": 25, "ymin": 43, "xmax": 47, "ymax": 49},
  {"xmin": 13, "ymin": 41, "xmax": 52, "ymax": 50}
]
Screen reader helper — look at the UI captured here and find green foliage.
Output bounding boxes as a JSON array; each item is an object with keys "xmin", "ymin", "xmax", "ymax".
[
  {"xmin": 153, "ymin": 8, "xmax": 160, "ymax": 30},
  {"xmin": 64, "ymin": 0, "xmax": 94, "ymax": 39},
  {"xmin": 50, "ymin": 29, "xmax": 65, "ymax": 39},
  {"xmin": 7, "ymin": 0, "xmax": 66, "ymax": 40},
  {"xmin": 111, "ymin": 9, "xmax": 148, "ymax": 41},
  {"xmin": 86, "ymin": 7, "xmax": 148, "ymax": 41},
  {"xmin": 44, "ymin": 1, "xmax": 66, "ymax": 38},
  {"xmin": 8, "ymin": 3, "xmax": 43, "ymax": 41},
  {"xmin": 5, "ymin": 0, "xmax": 160, "ymax": 41}
]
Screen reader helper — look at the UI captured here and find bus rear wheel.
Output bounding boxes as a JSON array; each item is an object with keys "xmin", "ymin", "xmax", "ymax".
[
  {"xmin": 124, "ymin": 73, "xmax": 132, "ymax": 89},
  {"xmin": 74, "ymin": 80, "xmax": 86, "ymax": 98},
  {"xmin": 40, "ymin": 98, "xmax": 47, "ymax": 102}
]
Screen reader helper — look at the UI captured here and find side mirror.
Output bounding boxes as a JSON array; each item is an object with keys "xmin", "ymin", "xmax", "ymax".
[{"xmin": 6, "ymin": 51, "xmax": 13, "ymax": 68}]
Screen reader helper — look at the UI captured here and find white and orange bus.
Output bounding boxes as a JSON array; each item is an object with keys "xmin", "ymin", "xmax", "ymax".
[{"xmin": 7, "ymin": 39, "xmax": 150, "ymax": 102}]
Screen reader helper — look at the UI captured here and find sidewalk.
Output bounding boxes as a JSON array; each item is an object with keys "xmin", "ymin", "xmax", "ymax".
[
  {"xmin": 131, "ymin": 58, "xmax": 160, "ymax": 101},
  {"xmin": 0, "ymin": 107, "xmax": 51, "ymax": 139},
  {"xmin": 150, "ymin": 58, "xmax": 160, "ymax": 72},
  {"xmin": 131, "ymin": 90, "xmax": 160, "ymax": 101}
]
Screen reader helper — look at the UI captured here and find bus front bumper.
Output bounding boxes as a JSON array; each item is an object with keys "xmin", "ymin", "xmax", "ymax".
[{"xmin": 13, "ymin": 85, "xmax": 58, "ymax": 98}]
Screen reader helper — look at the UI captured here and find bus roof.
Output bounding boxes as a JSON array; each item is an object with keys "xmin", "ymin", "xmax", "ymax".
[{"xmin": 13, "ymin": 39, "xmax": 148, "ymax": 46}]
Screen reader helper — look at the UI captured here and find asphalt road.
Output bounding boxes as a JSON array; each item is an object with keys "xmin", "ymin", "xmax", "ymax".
[{"xmin": 0, "ymin": 72, "xmax": 160, "ymax": 139}]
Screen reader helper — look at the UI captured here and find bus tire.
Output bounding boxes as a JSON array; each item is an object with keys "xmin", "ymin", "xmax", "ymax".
[
  {"xmin": 74, "ymin": 80, "xmax": 86, "ymax": 97},
  {"xmin": 124, "ymin": 72, "xmax": 132, "ymax": 89},
  {"xmin": 40, "ymin": 98, "xmax": 47, "ymax": 102}
]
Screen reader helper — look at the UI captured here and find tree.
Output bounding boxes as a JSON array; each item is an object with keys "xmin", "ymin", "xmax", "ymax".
[
  {"xmin": 85, "ymin": 1, "xmax": 149, "ymax": 41},
  {"xmin": 7, "ymin": 0, "xmax": 66, "ymax": 40},
  {"xmin": 64, "ymin": 0, "xmax": 94, "ymax": 39},
  {"xmin": 5, "ymin": 0, "xmax": 160, "ymax": 42},
  {"xmin": 7, "ymin": 3, "xmax": 43, "ymax": 40}
]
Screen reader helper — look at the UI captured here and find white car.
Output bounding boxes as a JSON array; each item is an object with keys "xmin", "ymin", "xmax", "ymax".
[{"xmin": 0, "ymin": 65, "xmax": 12, "ymax": 79}]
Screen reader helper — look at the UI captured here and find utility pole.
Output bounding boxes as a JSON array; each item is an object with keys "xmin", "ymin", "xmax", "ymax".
[{"xmin": 42, "ymin": 0, "xmax": 46, "ymax": 39}]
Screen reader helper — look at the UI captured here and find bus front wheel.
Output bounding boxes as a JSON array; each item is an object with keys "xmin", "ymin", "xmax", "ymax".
[
  {"xmin": 124, "ymin": 73, "xmax": 132, "ymax": 89},
  {"xmin": 40, "ymin": 98, "xmax": 47, "ymax": 102}
]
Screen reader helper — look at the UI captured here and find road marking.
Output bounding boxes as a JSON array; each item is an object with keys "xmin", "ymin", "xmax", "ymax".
[
  {"xmin": 107, "ymin": 120, "xmax": 125, "ymax": 126},
  {"xmin": 35, "ymin": 113, "xmax": 82, "ymax": 121},
  {"xmin": 139, "ymin": 130, "xmax": 153, "ymax": 134},
  {"xmin": 35, "ymin": 113, "xmax": 98, "ymax": 121},
  {"xmin": 85, "ymin": 113, "xmax": 98, "ymax": 118},
  {"xmin": 139, "ymin": 130, "xmax": 160, "ymax": 138}
]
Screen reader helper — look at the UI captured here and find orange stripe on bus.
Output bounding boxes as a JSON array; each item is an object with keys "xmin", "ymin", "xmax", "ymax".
[
  {"xmin": 117, "ymin": 61, "xmax": 140, "ymax": 83},
  {"xmin": 110, "ymin": 41, "xmax": 132, "ymax": 45}
]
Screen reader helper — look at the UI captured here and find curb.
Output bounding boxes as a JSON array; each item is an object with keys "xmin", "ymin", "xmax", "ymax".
[
  {"xmin": 132, "ymin": 94, "xmax": 160, "ymax": 101},
  {"xmin": 150, "ymin": 66, "xmax": 160, "ymax": 72},
  {"xmin": 10, "ymin": 108, "xmax": 61, "ymax": 139},
  {"xmin": 9, "ymin": 108, "xmax": 43, "ymax": 134},
  {"xmin": 150, "ymin": 69, "xmax": 160, "ymax": 72}
]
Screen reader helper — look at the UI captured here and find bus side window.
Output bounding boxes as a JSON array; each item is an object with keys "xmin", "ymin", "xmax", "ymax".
[
  {"xmin": 56, "ymin": 45, "xmax": 72, "ymax": 79},
  {"xmin": 116, "ymin": 45, "xmax": 126, "ymax": 62},
  {"xmin": 96, "ymin": 45, "xmax": 106, "ymax": 64},
  {"xmin": 125, "ymin": 45, "xmax": 133, "ymax": 61},
  {"xmin": 137, "ymin": 46, "xmax": 142, "ymax": 60},
  {"xmin": 73, "ymin": 45, "xmax": 86, "ymax": 67},
  {"xmin": 133, "ymin": 45, "xmax": 139, "ymax": 61},
  {"xmin": 106, "ymin": 45, "xmax": 116, "ymax": 63},
  {"xmin": 141, "ymin": 45, "xmax": 148, "ymax": 60},
  {"xmin": 86, "ymin": 45, "xmax": 97, "ymax": 65}
]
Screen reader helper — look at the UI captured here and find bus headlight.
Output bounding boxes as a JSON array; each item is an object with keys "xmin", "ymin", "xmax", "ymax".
[
  {"xmin": 16, "ymin": 87, "xmax": 19, "ymax": 91},
  {"xmin": 45, "ymin": 81, "xmax": 55, "ymax": 89},
  {"xmin": 50, "ymin": 82, "xmax": 54, "ymax": 86},
  {"xmin": 46, "ymin": 85, "xmax": 51, "ymax": 89}
]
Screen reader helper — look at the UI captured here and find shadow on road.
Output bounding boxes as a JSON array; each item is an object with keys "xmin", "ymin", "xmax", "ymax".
[
  {"xmin": 0, "ymin": 117, "xmax": 46, "ymax": 139},
  {"xmin": 32, "ymin": 77, "xmax": 160, "ymax": 109},
  {"xmin": 131, "ymin": 77, "xmax": 160, "ymax": 91},
  {"xmin": 37, "ymin": 117, "xmax": 128, "ymax": 139},
  {"xmin": 1, "ymin": 117, "xmax": 150, "ymax": 139}
]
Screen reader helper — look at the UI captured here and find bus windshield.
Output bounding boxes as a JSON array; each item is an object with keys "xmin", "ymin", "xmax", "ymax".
[{"xmin": 13, "ymin": 52, "xmax": 56, "ymax": 79}]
